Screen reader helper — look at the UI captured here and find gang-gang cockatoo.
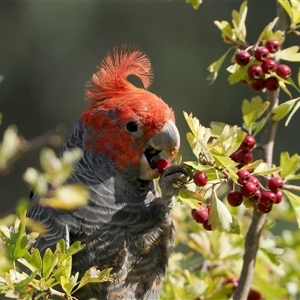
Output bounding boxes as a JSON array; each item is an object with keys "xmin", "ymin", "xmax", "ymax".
[{"xmin": 27, "ymin": 45, "xmax": 185, "ymax": 299}]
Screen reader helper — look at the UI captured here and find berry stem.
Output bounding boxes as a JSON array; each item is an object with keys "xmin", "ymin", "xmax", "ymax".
[
  {"xmin": 233, "ymin": 3, "xmax": 286, "ymax": 300},
  {"xmin": 283, "ymin": 184, "xmax": 300, "ymax": 192}
]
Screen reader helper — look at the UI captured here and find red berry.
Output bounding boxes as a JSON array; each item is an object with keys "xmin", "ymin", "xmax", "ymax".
[
  {"xmin": 274, "ymin": 190, "xmax": 283, "ymax": 204},
  {"xmin": 237, "ymin": 169, "xmax": 251, "ymax": 184},
  {"xmin": 240, "ymin": 134, "xmax": 256, "ymax": 151},
  {"xmin": 261, "ymin": 59, "xmax": 277, "ymax": 74},
  {"xmin": 249, "ymin": 188, "xmax": 261, "ymax": 202},
  {"xmin": 265, "ymin": 77, "xmax": 279, "ymax": 91},
  {"xmin": 154, "ymin": 159, "xmax": 170, "ymax": 173},
  {"xmin": 233, "ymin": 150, "xmax": 253, "ymax": 167},
  {"xmin": 192, "ymin": 206, "xmax": 209, "ymax": 224},
  {"xmin": 248, "ymin": 176, "xmax": 260, "ymax": 188},
  {"xmin": 268, "ymin": 176, "xmax": 283, "ymax": 192},
  {"xmin": 240, "ymin": 182, "xmax": 258, "ymax": 198},
  {"xmin": 193, "ymin": 172, "xmax": 208, "ymax": 187},
  {"xmin": 254, "ymin": 46, "xmax": 269, "ymax": 62},
  {"xmin": 202, "ymin": 219, "xmax": 212, "ymax": 231},
  {"xmin": 266, "ymin": 39, "xmax": 281, "ymax": 53},
  {"xmin": 251, "ymin": 79, "xmax": 265, "ymax": 91},
  {"xmin": 276, "ymin": 64, "xmax": 292, "ymax": 79},
  {"xmin": 235, "ymin": 50, "xmax": 251, "ymax": 66},
  {"xmin": 257, "ymin": 202, "xmax": 272, "ymax": 214},
  {"xmin": 247, "ymin": 288, "xmax": 263, "ymax": 300},
  {"xmin": 227, "ymin": 190, "xmax": 244, "ymax": 207},
  {"xmin": 260, "ymin": 191, "xmax": 276, "ymax": 205},
  {"xmin": 247, "ymin": 65, "xmax": 263, "ymax": 80}
]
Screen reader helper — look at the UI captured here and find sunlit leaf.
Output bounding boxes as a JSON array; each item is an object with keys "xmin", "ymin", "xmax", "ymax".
[
  {"xmin": 285, "ymin": 97, "xmax": 300, "ymax": 126},
  {"xmin": 75, "ymin": 267, "xmax": 113, "ymax": 292},
  {"xmin": 184, "ymin": 161, "xmax": 214, "ymax": 172},
  {"xmin": 185, "ymin": 0, "xmax": 202, "ymax": 9},
  {"xmin": 177, "ymin": 187, "xmax": 205, "ymax": 209},
  {"xmin": 283, "ymin": 190, "xmax": 300, "ymax": 228},
  {"xmin": 280, "ymin": 152, "xmax": 300, "ymax": 178},
  {"xmin": 252, "ymin": 162, "xmax": 281, "ymax": 176},
  {"xmin": 242, "ymin": 96, "xmax": 270, "ymax": 128},
  {"xmin": 256, "ymin": 17, "xmax": 279, "ymax": 44},
  {"xmin": 207, "ymin": 47, "xmax": 235, "ymax": 84},
  {"xmin": 259, "ymin": 247, "xmax": 283, "ymax": 266},
  {"xmin": 40, "ymin": 184, "xmax": 89, "ymax": 210},
  {"xmin": 208, "ymin": 193, "xmax": 232, "ymax": 232},
  {"xmin": 276, "ymin": 46, "xmax": 300, "ymax": 62},
  {"xmin": 272, "ymin": 98, "xmax": 300, "ymax": 122},
  {"xmin": 231, "ymin": 0, "xmax": 247, "ymax": 41},
  {"xmin": 60, "ymin": 274, "xmax": 78, "ymax": 294}
]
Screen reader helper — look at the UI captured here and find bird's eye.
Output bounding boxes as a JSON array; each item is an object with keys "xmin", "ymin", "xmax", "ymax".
[{"xmin": 125, "ymin": 121, "xmax": 138, "ymax": 132}]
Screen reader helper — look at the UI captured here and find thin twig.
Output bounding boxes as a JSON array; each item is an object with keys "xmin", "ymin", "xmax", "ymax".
[
  {"xmin": 283, "ymin": 184, "xmax": 300, "ymax": 192},
  {"xmin": 233, "ymin": 3, "xmax": 287, "ymax": 300}
]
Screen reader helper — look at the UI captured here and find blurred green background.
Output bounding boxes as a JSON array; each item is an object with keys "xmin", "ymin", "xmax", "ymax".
[{"xmin": 0, "ymin": 0, "xmax": 298, "ymax": 214}]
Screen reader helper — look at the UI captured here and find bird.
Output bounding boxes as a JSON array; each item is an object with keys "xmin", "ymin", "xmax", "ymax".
[{"xmin": 27, "ymin": 45, "xmax": 185, "ymax": 299}]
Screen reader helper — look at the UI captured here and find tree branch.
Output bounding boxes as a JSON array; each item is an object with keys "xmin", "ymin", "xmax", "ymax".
[{"xmin": 233, "ymin": 3, "xmax": 287, "ymax": 300}]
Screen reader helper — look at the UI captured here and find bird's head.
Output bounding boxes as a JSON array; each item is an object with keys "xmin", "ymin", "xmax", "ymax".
[{"xmin": 81, "ymin": 45, "xmax": 180, "ymax": 180}]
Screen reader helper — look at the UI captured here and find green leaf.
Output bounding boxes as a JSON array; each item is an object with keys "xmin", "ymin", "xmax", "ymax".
[
  {"xmin": 278, "ymin": 0, "xmax": 293, "ymax": 21},
  {"xmin": 42, "ymin": 248, "xmax": 57, "ymax": 279},
  {"xmin": 185, "ymin": 0, "xmax": 202, "ymax": 9},
  {"xmin": 272, "ymin": 98, "xmax": 300, "ymax": 122},
  {"xmin": 252, "ymin": 113, "xmax": 271, "ymax": 136},
  {"xmin": 208, "ymin": 193, "xmax": 232, "ymax": 232},
  {"xmin": 75, "ymin": 267, "xmax": 113, "ymax": 292},
  {"xmin": 207, "ymin": 47, "xmax": 235, "ymax": 85},
  {"xmin": 177, "ymin": 187, "xmax": 205, "ymax": 209},
  {"xmin": 60, "ymin": 274, "xmax": 78, "ymax": 294},
  {"xmin": 280, "ymin": 152, "xmax": 300, "ymax": 179},
  {"xmin": 283, "ymin": 190, "xmax": 300, "ymax": 228},
  {"xmin": 25, "ymin": 248, "xmax": 42, "ymax": 272},
  {"xmin": 259, "ymin": 247, "xmax": 283, "ymax": 266},
  {"xmin": 252, "ymin": 162, "xmax": 281, "ymax": 176},
  {"xmin": 40, "ymin": 184, "xmax": 89, "ymax": 210},
  {"xmin": 263, "ymin": 30, "xmax": 285, "ymax": 45},
  {"xmin": 242, "ymin": 96, "xmax": 270, "ymax": 128},
  {"xmin": 276, "ymin": 46, "xmax": 300, "ymax": 62},
  {"xmin": 285, "ymin": 97, "xmax": 300, "ymax": 126},
  {"xmin": 14, "ymin": 271, "xmax": 38, "ymax": 291},
  {"xmin": 214, "ymin": 20, "xmax": 234, "ymax": 40},
  {"xmin": 183, "ymin": 161, "xmax": 214, "ymax": 172},
  {"xmin": 211, "ymin": 151, "xmax": 238, "ymax": 182},
  {"xmin": 231, "ymin": 0, "xmax": 248, "ymax": 42},
  {"xmin": 256, "ymin": 17, "xmax": 279, "ymax": 44}
]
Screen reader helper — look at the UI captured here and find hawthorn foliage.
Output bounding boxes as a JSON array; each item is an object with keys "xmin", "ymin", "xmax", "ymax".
[{"xmin": 0, "ymin": 1, "xmax": 300, "ymax": 299}]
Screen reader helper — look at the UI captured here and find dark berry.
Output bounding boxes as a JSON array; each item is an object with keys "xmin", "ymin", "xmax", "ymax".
[
  {"xmin": 233, "ymin": 150, "xmax": 253, "ymax": 167},
  {"xmin": 247, "ymin": 65, "xmax": 263, "ymax": 80},
  {"xmin": 249, "ymin": 188, "xmax": 261, "ymax": 202},
  {"xmin": 240, "ymin": 182, "xmax": 258, "ymax": 198},
  {"xmin": 261, "ymin": 59, "xmax": 277, "ymax": 74},
  {"xmin": 247, "ymin": 288, "xmax": 263, "ymax": 300},
  {"xmin": 265, "ymin": 77, "xmax": 279, "ymax": 91},
  {"xmin": 276, "ymin": 64, "xmax": 292, "ymax": 79},
  {"xmin": 274, "ymin": 190, "xmax": 283, "ymax": 204},
  {"xmin": 257, "ymin": 202, "xmax": 272, "ymax": 214},
  {"xmin": 248, "ymin": 176, "xmax": 260, "ymax": 188},
  {"xmin": 260, "ymin": 191, "xmax": 276, "ymax": 205},
  {"xmin": 251, "ymin": 79, "xmax": 266, "ymax": 91},
  {"xmin": 237, "ymin": 169, "xmax": 251, "ymax": 184},
  {"xmin": 192, "ymin": 206, "xmax": 209, "ymax": 224},
  {"xmin": 202, "ymin": 219, "xmax": 212, "ymax": 231},
  {"xmin": 266, "ymin": 39, "xmax": 281, "ymax": 53},
  {"xmin": 193, "ymin": 172, "xmax": 208, "ymax": 187},
  {"xmin": 268, "ymin": 176, "xmax": 283, "ymax": 192},
  {"xmin": 240, "ymin": 79, "xmax": 248, "ymax": 85},
  {"xmin": 154, "ymin": 159, "xmax": 170, "ymax": 173},
  {"xmin": 235, "ymin": 50, "xmax": 251, "ymax": 66},
  {"xmin": 227, "ymin": 190, "xmax": 244, "ymax": 207},
  {"xmin": 254, "ymin": 46, "xmax": 269, "ymax": 62},
  {"xmin": 240, "ymin": 134, "xmax": 256, "ymax": 151}
]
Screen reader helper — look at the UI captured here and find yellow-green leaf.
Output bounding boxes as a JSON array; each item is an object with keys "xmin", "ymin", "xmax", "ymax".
[
  {"xmin": 276, "ymin": 46, "xmax": 300, "ymax": 62},
  {"xmin": 256, "ymin": 17, "xmax": 279, "ymax": 44},
  {"xmin": 208, "ymin": 193, "xmax": 232, "ymax": 232},
  {"xmin": 283, "ymin": 190, "xmax": 300, "ymax": 228},
  {"xmin": 280, "ymin": 152, "xmax": 300, "ymax": 178},
  {"xmin": 207, "ymin": 47, "xmax": 235, "ymax": 84},
  {"xmin": 242, "ymin": 96, "xmax": 270, "ymax": 128},
  {"xmin": 186, "ymin": 0, "xmax": 202, "ymax": 9},
  {"xmin": 272, "ymin": 98, "xmax": 299, "ymax": 122},
  {"xmin": 177, "ymin": 187, "xmax": 205, "ymax": 209}
]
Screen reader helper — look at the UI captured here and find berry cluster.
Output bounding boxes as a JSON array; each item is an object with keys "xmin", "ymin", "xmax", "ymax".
[
  {"xmin": 230, "ymin": 134, "xmax": 256, "ymax": 168},
  {"xmin": 227, "ymin": 169, "xmax": 283, "ymax": 214},
  {"xmin": 191, "ymin": 204, "xmax": 212, "ymax": 231},
  {"xmin": 235, "ymin": 39, "xmax": 292, "ymax": 92}
]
